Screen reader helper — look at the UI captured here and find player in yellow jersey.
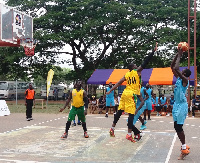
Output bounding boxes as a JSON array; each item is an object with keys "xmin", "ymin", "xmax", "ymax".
[
  {"xmin": 107, "ymin": 43, "xmax": 157, "ymax": 142},
  {"xmin": 59, "ymin": 80, "xmax": 89, "ymax": 139}
]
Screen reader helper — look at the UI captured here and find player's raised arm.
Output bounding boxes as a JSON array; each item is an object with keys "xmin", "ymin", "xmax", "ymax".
[
  {"xmin": 173, "ymin": 49, "xmax": 188, "ymax": 85},
  {"xmin": 171, "ymin": 52, "xmax": 179, "ymax": 78},
  {"xmin": 137, "ymin": 42, "xmax": 158, "ymax": 76}
]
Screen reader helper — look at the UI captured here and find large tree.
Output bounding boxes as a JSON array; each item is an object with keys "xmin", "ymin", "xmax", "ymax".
[{"xmin": 3, "ymin": 0, "xmax": 199, "ymax": 82}]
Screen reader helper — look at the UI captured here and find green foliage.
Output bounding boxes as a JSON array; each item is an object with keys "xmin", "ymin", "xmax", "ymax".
[{"xmin": 3, "ymin": 0, "xmax": 200, "ymax": 82}]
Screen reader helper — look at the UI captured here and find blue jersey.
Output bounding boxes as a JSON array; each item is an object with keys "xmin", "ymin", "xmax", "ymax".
[
  {"xmin": 170, "ymin": 98, "xmax": 175, "ymax": 105},
  {"xmin": 152, "ymin": 97, "xmax": 159, "ymax": 106},
  {"xmin": 146, "ymin": 88, "xmax": 152, "ymax": 102},
  {"xmin": 174, "ymin": 77, "xmax": 188, "ymax": 104},
  {"xmin": 106, "ymin": 87, "xmax": 114, "ymax": 99},
  {"xmin": 172, "ymin": 77, "xmax": 189, "ymax": 124},
  {"xmin": 136, "ymin": 87, "xmax": 145, "ymax": 106},
  {"xmin": 160, "ymin": 97, "xmax": 167, "ymax": 106}
]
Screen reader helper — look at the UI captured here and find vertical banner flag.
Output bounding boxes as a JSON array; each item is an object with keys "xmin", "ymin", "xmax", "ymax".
[{"xmin": 47, "ymin": 69, "xmax": 54, "ymax": 98}]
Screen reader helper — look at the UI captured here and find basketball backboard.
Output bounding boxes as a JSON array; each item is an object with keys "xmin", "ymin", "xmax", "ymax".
[{"xmin": 0, "ymin": 3, "xmax": 33, "ymax": 47}]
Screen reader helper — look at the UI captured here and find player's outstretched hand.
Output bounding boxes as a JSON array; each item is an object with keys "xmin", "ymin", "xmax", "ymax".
[{"xmin": 59, "ymin": 108, "xmax": 65, "ymax": 112}]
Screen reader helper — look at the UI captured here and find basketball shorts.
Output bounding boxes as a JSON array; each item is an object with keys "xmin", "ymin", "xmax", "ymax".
[
  {"xmin": 106, "ymin": 98, "xmax": 115, "ymax": 107},
  {"xmin": 146, "ymin": 100, "xmax": 152, "ymax": 110},
  {"xmin": 68, "ymin": 106, "xmax": 86, "ymax": 122},
  {"xmin": 172, "ymin": 102, "xmax": 188, "ymax": 124},
  {"xmin": 118, "ymin": 92, "xmax": 137, "ymax": 114}
]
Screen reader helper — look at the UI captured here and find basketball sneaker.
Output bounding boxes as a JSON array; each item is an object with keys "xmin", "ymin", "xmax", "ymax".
[
  {"xmin": 186, "ymin": 145, "xmax": 190, "ymax": 150},
  {"xmin": 72, "ymin": 123, "xmax": 76, "ymax": 127},
  {"xmin": 84, "ymin": 131, "xmax": 89, "ymax": 138},
  {"xmin": 109, "ymin": 128, "xmax": 115, "ymax": 137},
  {"xmin": 105, "ymin": 114, "xmax": 108, "ymax": 118},
  {"xmin": 61, "ymin": 132, "xmax": 68, "ymax": 139},
  {"xmin": 181, "ymin": 148, "xmax": 190, "ymax": 155},
  {"xmin": 134, "ymin": 133, "xmax": 142, "ymax": 141},
  {"xmin": 126, "ymin": 134, "xmax": 136, "ymax": 143},
  {"xmin": 140, "ymin": 125, "xmax": 147, "ymax": 130},
  {"xmin": 77, "ymin": 122, "xmax": 82, "ymax": 125}
]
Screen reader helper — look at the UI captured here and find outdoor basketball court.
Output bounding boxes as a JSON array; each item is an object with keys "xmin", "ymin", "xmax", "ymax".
[{"xmin": 0, "ymin": 113, "xmax": 200, "ymax": 163}]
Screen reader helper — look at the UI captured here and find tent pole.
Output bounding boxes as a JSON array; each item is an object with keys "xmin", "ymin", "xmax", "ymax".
[{"xmin": 87, "ymin": 84, "xmax": 88, "ymax": 95}]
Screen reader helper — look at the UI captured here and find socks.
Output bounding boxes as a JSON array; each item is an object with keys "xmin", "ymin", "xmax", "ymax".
[
  {"xmin": 111, "ymin": 127, "xmax": 115, "ymax": 130},
  {"xmin": 128, "ymin": 133, "xmax": 132, "ymax": 136},
  {"xmin": 182, "ymin": 144, "xmax": 186, "ymax": 150}
]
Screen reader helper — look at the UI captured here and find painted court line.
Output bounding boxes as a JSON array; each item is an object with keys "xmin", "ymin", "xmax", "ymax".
[
  {"xmin": 165, "ymin": 133, "xmax": 177, "ymax": 163},
  {"xmin": 0, "ymin": 158, "xmax": 50, "ymax": 163},
  {"xmin": 0, "ymin": 116, "xmax": 68, "ymax": 134}
]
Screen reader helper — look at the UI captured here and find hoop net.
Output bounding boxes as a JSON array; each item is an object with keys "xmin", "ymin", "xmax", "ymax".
[
  {"xmin": 24, "ymin": 46, "xmax": 35, "ymax": 57},
  {"xmin": 21, "ymin": 38, "xmax": 37, "ymax": 57}
]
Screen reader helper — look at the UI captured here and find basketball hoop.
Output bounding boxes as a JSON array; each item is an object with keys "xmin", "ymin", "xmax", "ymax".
[
  {"xmin": 24, "ymin": 46, "xmax": 35, "ymax": 57},
  {"xmin": 21, "ymin": 38, "xmax": 37, "ymax": 57}
]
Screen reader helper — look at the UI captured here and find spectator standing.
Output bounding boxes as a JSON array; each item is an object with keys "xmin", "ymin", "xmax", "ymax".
[
  {"xmin": 53, "ymin": 87, "xmax": 58, "ymax": 101},
  {"xmin": 98, "ymin": 95, "xmax": 106, "ymax": 114},
  {"xmin": 25, "ymin": 83, "xmax": 35, "ymax": 121},
  {"xmin": 63, "ymin": 87, "xmax": 68, "ymax": 100},
  {"xmin": 105, "ymin": 82, "xmax": 116, "ymax": 117}
]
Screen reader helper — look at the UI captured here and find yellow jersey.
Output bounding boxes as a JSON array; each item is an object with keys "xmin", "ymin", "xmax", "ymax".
[
  {"xmin": 124, "ymin": 70, "xmax": 140, "ymax": 95},
  {"xmin": 71, "ymin": 89, "xmax": 84, "ymax": 108}
]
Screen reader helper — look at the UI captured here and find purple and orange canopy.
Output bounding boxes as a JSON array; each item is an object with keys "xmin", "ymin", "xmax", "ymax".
[{"xmin": 87, "ymin": 66, "xmax": 195, "ymax": 86}]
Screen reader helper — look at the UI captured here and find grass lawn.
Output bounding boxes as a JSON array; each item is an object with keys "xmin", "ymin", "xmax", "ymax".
[{"xmin": 7, "ymin": 100, "xmax": 70, "ymax": 114}]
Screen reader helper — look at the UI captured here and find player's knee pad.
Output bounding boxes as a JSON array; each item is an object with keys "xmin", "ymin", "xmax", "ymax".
[
  {"xmin": 127, "ymin": 114, "xmax": 134, "ymax": 129},
  {"xmin": 174, "ymin": 122, "xmax": 183, "ymax": 132}
]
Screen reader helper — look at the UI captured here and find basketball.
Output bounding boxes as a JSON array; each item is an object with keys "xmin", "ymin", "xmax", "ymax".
[
  {"xmin": 178, "ymin": 42, "xmax": 189, "ymax": 52},
  {"xmin": 161, "ymin": 112, "xmax": 166, "ymax": 116}
]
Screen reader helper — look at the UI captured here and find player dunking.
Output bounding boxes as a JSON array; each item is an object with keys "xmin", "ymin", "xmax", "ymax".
[
  {"xmin": 107, "ymin": 43, "xmax": 157, "ymax": 142},
  {"xmin": 171, "ymin": 48, "xmax": 191, "ymax": 159}
]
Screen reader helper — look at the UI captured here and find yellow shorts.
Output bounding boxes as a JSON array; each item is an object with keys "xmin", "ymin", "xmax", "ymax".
[{"xmin": 118, "ymin": 91, "xmax": 137, "ymax": 114}]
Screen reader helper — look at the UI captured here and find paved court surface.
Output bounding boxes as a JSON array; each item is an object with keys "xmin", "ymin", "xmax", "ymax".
[{"xmin": 0, "ymin": 113, "xmax": 200, "ymax": 163}]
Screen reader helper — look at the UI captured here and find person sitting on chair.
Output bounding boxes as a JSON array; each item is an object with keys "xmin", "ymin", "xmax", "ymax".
[
  {"xmin": 192, "ymin": 95, "xmax": 200, "ymax": 118},
  {"xmin": 167, "ymin": 95, "xmax": 175, "ymax": 116}
]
